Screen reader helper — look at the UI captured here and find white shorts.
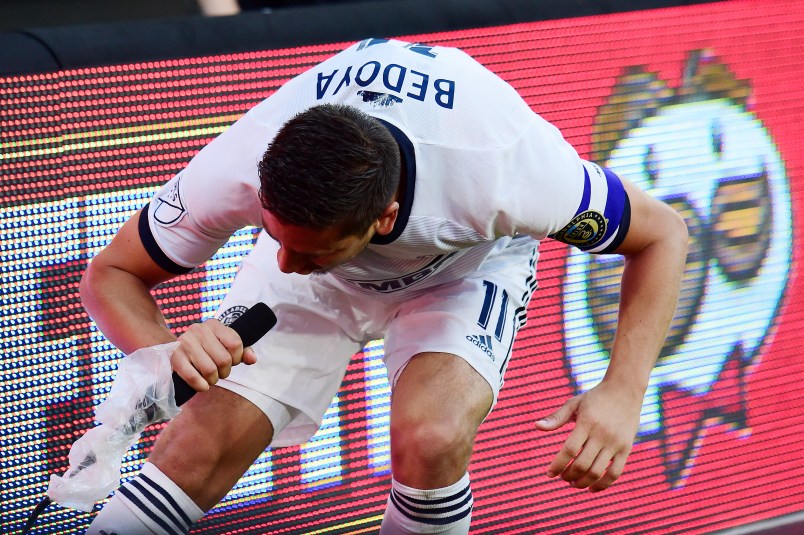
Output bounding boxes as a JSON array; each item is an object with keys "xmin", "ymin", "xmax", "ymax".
[{"xmin": 216, "ymin": 233, "xmax": 539, "ymax": 447}]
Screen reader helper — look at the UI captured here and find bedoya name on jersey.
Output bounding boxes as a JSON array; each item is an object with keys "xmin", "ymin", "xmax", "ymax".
[{"xmin": 141, "ymin": 38, "xmax": 630, "ymax": 299}]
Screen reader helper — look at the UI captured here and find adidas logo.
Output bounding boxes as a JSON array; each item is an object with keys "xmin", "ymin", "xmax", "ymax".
[{"xmin": 466, "ymin": 334, "xmax": 495, "ymax": 361}]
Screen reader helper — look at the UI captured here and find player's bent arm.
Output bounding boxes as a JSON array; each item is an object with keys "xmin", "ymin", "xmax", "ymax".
[
  {"xmin": 604, "ymin": 178, "xmax": 689, "ymax": 394},
  {"xmin": 79, "ymin": 208, "xmax": 180, "ymax": 354},
  {"xmin": 80, "ymin": 208, "xmax": 250, "ymax": 392}
]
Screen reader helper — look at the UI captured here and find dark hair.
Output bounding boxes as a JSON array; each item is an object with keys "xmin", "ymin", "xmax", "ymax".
[{"xmin": 258, "ymin": 104, "xmax": 400, "ymax": 236}]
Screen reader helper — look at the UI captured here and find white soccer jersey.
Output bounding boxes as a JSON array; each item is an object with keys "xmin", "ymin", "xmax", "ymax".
[{"xmin": 141, "ymin": 38, "xmax": 630, "ymax": 300}]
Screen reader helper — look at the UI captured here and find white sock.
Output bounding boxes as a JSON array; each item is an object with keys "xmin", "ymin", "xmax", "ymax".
[
  {"xmin": 380, "ymin": 473, "xmax": 473, "ymax": 534},
  {"xmin": 86, "ymin": 462, "xmax": 204, "ymax": 535}
]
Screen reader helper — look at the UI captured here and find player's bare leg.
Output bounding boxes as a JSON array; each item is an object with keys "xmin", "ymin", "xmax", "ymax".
[
  {"xmin": 381, "ymin": 352, "xmax": 492, "ymax": 534},
  {"xmin": 149, "ymin": 386, "xmax": 275, "ymax": 509},
  {"xmin": 87, "ymin": 386, "xmax": 275, "ymax": 534}
]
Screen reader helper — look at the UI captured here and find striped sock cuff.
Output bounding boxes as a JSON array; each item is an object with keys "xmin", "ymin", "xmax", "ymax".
[
  {"xmin": 389, "ymin": 473, "xmax": 473, "ymax": 530},
  {"xmin": 117, "ymin": 463, "xmax": 204, "ymax": 535}
]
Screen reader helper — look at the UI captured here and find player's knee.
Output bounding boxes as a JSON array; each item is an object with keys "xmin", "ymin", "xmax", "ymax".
[{"xmin": 391, "ymin": 412, "xmax": 475, "ymax": 471}]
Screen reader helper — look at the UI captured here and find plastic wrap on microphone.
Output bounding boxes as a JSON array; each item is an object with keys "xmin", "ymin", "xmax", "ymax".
[{"xmin": 47, "ymin": 341, "xmax": 181, "ymax": 511}]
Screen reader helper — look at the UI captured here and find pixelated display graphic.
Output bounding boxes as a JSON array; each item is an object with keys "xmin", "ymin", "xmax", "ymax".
[
  {"xmin": 2, "ymin": 1, "xmax": 803, "ymax": 534},
  {"xmin": 565, "ymin": 50, "xmax": 792, "ymax": 487}
]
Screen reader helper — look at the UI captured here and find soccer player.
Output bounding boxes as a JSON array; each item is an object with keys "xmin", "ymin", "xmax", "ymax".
[{"xmin": 82, "ymin": 38, "xmax": 687, "ymax": 534}]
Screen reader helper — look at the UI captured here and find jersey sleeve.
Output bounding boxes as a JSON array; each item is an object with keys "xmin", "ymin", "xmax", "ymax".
[
  {"xmin": 139, "ymin": 112, "xmax": 268, "ymax": 273},
  {"xmin": 489, "ymin": 116, "xmax": 630, "ymax": 254}
]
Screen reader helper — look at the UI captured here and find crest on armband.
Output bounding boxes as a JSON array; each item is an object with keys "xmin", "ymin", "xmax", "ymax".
[{"xmin": 553, "ymin": 210, "xmax": 608, "ymax": 249}]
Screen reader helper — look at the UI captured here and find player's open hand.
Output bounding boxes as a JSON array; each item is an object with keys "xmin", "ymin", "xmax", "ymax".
[
  {"xmin": 535, "ymin": 379, "xmax": 643, "ymax": 492},
  {"xmin": 170, "ymin": 318, "xmax": 258, "ymax": 393}
]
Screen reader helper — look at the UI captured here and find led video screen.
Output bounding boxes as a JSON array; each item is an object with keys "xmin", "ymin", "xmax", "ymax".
[{"xmin": 2, "ymin": 0, "xmax": 803, "ymax": 533}]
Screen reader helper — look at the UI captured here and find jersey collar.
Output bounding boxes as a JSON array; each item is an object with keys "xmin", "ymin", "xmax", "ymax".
[{"xmin": 370, "ymin": 118, "xmax": 415, "ymax": 245}]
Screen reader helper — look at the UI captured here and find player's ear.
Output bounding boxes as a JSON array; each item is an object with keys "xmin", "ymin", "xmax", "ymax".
[{"xmin": 375, "ymin": 201, "xmax": 399, "ymax": 236}]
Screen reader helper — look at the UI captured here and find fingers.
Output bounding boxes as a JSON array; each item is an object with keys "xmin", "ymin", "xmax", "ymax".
[
  {"xmin": 565, "ymin": 445, "xmax": 612, "ymax": 489},
  {"xmin": 171, "ymin": 352, "xmax": 210, "ymax": 393},
  {"xmin": 208, "ymin": 319, "xmax": 247, "ymax": 366},
  {"xmin": 242, "ymin": 347, "xmax": 258, "ymax": 365},
  {"xmin": 561, "ymin": 443, "xmax": 604, "ymax": 486},
  {"xmin": 546, "ymin": 427, "xmax": 587, "ymax": 478},
  {"xmin": 171, "ymin": 319, "xmax": 248, "ymax": 392},
  {"xmin": 548, "ymin": 434, "xmax": 629, "ymax": 492},
  {"xmin": 589, "ymin": 453, "xmax": 627, "ymax": 493}
]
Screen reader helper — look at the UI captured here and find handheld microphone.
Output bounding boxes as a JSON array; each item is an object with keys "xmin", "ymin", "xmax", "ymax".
[{"xmin": 172, "ymin": 302, "xmax": 278, "ymax": 405}]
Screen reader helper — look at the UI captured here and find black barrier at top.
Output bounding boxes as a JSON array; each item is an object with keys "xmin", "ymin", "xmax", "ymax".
[{"xmin": 0, "ymin": 0, "xmax": 722, "ymax": 76}]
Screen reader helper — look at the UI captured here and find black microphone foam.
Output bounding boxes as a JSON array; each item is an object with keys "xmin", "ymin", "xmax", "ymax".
[{"xmin": 172, "ymin": 302, "xmax": 277, "ymax": 405}]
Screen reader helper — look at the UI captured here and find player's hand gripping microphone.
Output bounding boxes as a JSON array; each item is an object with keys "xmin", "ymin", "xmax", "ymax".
[
  {"xmin": 22, "ymin": 303, "xmax": 277, "ymax": 534},
  {"xmin": 172, "ymin": 302, "xmax": 277, "ymax": 405}
]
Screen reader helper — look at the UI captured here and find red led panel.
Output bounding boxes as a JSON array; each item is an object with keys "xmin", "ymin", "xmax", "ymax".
[{"xmin": 2, "ymin": 1, "xmax": 803, "ymax": 534}]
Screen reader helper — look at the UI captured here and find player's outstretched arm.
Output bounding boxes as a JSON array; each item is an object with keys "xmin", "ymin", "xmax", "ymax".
[{"xmin": 536, "ymin": 178, "xmax": 688, "ymax": 492}]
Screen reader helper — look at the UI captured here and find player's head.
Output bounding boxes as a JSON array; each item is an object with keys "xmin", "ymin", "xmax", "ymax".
[{"xmin": 258, "ymin": 103, "xmax": 401, "ymax": 237}]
